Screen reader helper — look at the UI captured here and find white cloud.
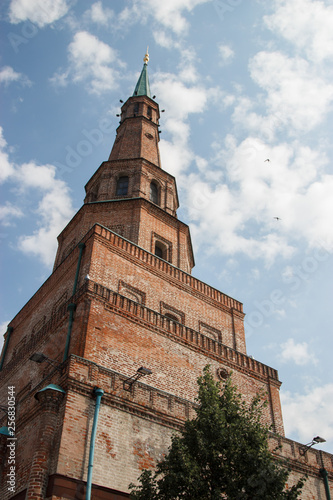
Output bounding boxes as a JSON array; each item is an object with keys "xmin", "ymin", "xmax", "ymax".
[
  {"xmin": 8, "ymin": 0, "xmax": 70, "ymax": 27},
  {"xmin": 0, "ymin": 128, "xmax": 15, "ymax": 182},
  {"xmin": 218, "ymin": 44, "xmax": 234, "ymax": 65},
  {"xmin": 152, "ymin": 30, "xmax": 176, "ymax": 49},
  {"xmin": 0, "ymin": 127, "xmax": 74, "ymax": 266},
  {"xmin": 185, "ymin": 135, "xmax": 333, "ymax": 263},
  {"xmin": 153, "ymin": 72, "xmax": 208, "ymax": 120},
  {"xmin": 160, "ymin": 138, "xmax": 194, "ymax": 179},
  {"xmin": 204, "ymin": 15, "xmax": 333, "ymax": 264},
  {"xmin": 85, "ymin": 1, "xmax": 114, "ymax": 26},
  {"xmin": 231, "ymin": 97, "xmax": 280, "ymax": 142},
  {"xmin": 0, "ymin": 203, "xmax": 23, "ymax": 226},
  {"xmin": 0, "ymin": 66, "xmax": 31, "ymax": 87},
  {"xmin": 249, "ymin": 51, "xmax": 333, "ymax": 134},
  {"xmin": 51, "ymin": 31, "xmax": 124, "ymax": 94},
  {"xmin": 18, "ymin": 180, "xmax": 73, "ymax": 266},
  {"xmin": 0, "ymin": 321, "xmax": 10, "ymax": 352},
  {"xmin": 15, "ymin": 162, "xmax": 60, "ymax": 190},
  {"xmin": 118, "ymin": 0, "xmax": 212, "ymax": 35},
  {"xmin": 49, "ymin": 70, "xmax": 69, "ymax": 88},
  {"xmin": 151, "ymin": 61, "xmax": 333, "ymax": 264},
  {"xmin": 152, "ymin": 71, "xmax": 210, "ymax": 177},
  {"xmin": 279, "ymin": 338, "xmax": 317, "ymax": 365},
  {"xmin": 264, "ymin": 0, "xmax": 333, "ymax": 63},
  {"xmin": 281, "ymin": 383, "xmax": 333, "ymax": 448}
]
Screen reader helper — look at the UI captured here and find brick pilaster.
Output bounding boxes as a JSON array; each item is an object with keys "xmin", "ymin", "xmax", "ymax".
[{"xmin": 25, "ymin": 388, "xmax": 65, "ymax": 500}]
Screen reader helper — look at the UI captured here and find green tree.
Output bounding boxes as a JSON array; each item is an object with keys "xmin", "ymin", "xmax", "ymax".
[{"xmin": 129, "ymin": 366, "xmax": 305, "ymax": 499}]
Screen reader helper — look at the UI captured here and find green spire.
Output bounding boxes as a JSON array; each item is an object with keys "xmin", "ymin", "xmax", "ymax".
[{"xmin": 133, "ymin": 48, "xmax": 151, "ymax": 98}]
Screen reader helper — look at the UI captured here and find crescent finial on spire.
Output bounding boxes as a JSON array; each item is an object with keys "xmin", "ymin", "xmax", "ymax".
[{"xmin": 143, "ymin": 46, "xmax": 149, "ymax": 65}]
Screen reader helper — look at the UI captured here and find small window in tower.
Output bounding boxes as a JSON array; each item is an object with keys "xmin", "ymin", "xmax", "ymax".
[
  {"xmin": 160, "ymin": 302, "xmax": 185, "ymax": 324},
  {"xmin": 150, "ymin": 181, "xmax": 159, "ymax": 205},
  {"xmin": 134, "ymin": 103, "xmax": 139, "ymax": 114},
  {"xmin": 154, "ymin": 242, "xmax": 165, "ymax": 259},
  {"xmin": 116, "ymin": 176, "xmax": 129, "ymax": 196},
  {"xmin": 147, "ymin": 106, "xmax": 152, "ymax": 118},
  {"xmin": 164, "ymin": 313, "xmax": 179, "ymax": 322}
]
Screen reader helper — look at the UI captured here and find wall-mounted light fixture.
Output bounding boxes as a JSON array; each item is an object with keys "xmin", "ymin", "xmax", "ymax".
[
  {"xmin": 123, "ymin": 366, "xmax": 152, "ymax": 391},
  {"xmin": 299, "ymin": 436, "xmax": 326, "ymax": 455},
  {"xmin": 29, "ymin": 352, "xmax": 62, "ymax": 371}
]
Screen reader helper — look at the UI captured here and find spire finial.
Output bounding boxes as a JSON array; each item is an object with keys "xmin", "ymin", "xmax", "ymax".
[
  {"xmin": 133, "ymin": 49, "xmax": 151, "ymax": 97},
  {"xmin": 143, "ymin": 46, "xmax": 149, "ymax": 65}
]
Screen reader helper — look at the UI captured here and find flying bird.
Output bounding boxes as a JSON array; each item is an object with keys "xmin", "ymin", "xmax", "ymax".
[
  {"xmin": 264, "ymin": 159, "xmax": 270, "ymax": 162},
  {"xmin": 273, "ymin": 217, "xmax": 281, "ymax": 221}
]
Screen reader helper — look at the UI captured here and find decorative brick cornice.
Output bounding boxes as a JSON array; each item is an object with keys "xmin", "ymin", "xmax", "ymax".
[
  {"xmin": 66, "ymin": 357, "xmax": 333, "ymax": 478},
  {"xmin": 88, "ymin": 223, "xmax": 243, "ymax": 314},
  {"xmin": 0, "ymin": 285, "xmax": 85, "ymax": 378},
  {"xmin": 85, "ymin": 279, "xmax": 279, "ymax": 384},
  {"xmin": 46, "ymin": 473, "xmax": 130, "ymax": 500},
  {"xmin": 270, "ymin": 433, "xmax": 333, "ymax": 477},
  {"xmin": 66, "ymin": 356, "xmax": 191, "ymax": 431}
]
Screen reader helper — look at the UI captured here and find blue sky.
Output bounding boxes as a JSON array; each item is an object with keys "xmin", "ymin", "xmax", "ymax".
[{"xmin": 0, "ymin": 0, "xmax": 332, "ymax": 453}]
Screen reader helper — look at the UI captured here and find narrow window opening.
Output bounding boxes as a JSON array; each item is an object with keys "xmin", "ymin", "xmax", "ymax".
[
  {"xmin": 150, "ymin": 182, "xmax": 159, "ymax": 205},
  {"xmin": 134, "ymin": 103, "xmax": 139, "ymax": 114},
  {"xmin": 116, "ymin": 176, "xmax": 129, "ymax": 196},
  {"xmin": 147, "ymin": 106, "xmax": 152, "ymax": 118},
  {"xmin": 154, "ymin": 243, "xmax": 164, "ymax": 259}
]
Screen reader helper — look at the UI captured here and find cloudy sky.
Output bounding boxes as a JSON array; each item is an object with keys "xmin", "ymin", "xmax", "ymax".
[{"xmin": 0, "ymin": 0, "xmax": 332, "ymax": 452}]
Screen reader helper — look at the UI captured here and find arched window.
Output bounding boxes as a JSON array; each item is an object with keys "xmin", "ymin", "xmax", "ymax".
[
  {"xmin": 116, "ymin": 176, "xmax": 129, "ymax": 196},
  {"xmin": 150, "ymin": 181, "xmax": 159, "ymax": 205}
]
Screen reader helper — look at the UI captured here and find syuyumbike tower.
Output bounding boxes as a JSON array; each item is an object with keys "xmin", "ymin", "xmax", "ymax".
[{"xmin": 0, "ymin": 52, "xmax": 332, "ymax": 500}]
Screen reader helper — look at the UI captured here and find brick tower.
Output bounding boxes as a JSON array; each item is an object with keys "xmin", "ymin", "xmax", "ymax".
[{"xmin": 0, "ymin": 52, "xmax": 332, "ymax": 500}]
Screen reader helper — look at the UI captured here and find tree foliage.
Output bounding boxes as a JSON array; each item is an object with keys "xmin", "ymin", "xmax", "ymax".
[{"xmin": 129, "ymin": 366, "xmax": 305, "ymax": 499}]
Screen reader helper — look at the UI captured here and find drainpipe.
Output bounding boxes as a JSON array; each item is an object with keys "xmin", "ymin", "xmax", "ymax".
[
  {"xmin": 0, "ymin": 326, "xmax": 13, "ymax": 371},
  {"xmin": 72, "ymin": 242, "xmax": 86, "ymax": 296},
  {"xmin": 86, "ymin": 387, "xmax": 104, "ymax": 500},
  {"xmin": 63, "ymin": 242, "xmax": 85, "ymax": 362},
  {"xmin": 320, "ymin": 468, "xmax": 331, "ymax": 500}
]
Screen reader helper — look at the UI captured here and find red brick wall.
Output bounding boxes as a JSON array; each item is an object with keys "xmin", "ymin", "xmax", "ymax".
[
  {"xmin": 1, "ymin": 199, "xmax": 331, "ymax": 499},
  {"xmin": 109, "ymin": 95, "xmax": 160, "ymax": 167},
  {"xmin": 1, "ymin": 89, "xmax": 332, "ymax": 500},
  {"xmin": 84, "ymin": 160, "xmax": 178, "ymax": 216},
  {"xmin": 53, "ymin": 201, "xmax": 193, "ymax": 273},
  {"xmin": 52, "ymin": 359, "xmax": 333, "ymax": 497}
]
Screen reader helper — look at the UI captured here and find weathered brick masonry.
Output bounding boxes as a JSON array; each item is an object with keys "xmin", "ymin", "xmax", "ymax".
[{"xmin": 0, "ymin": 54, "xmax": 332, "ymax": 500}]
